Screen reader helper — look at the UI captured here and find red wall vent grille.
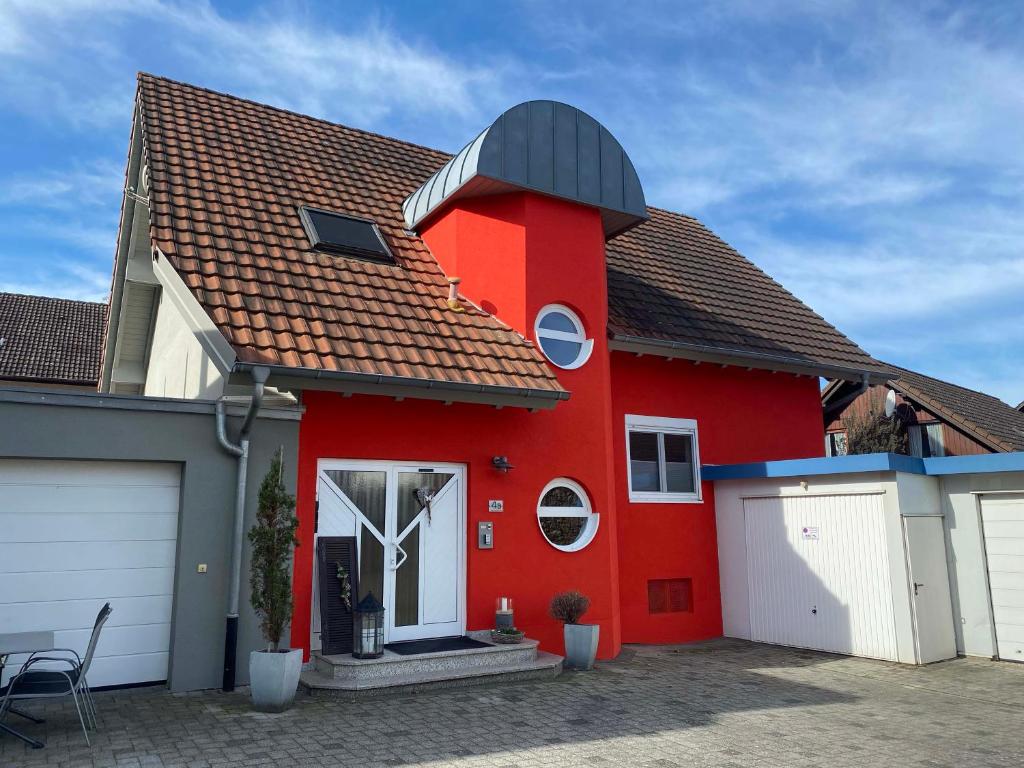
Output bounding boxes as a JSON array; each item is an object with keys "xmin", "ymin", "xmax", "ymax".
[{"xmin": 647, "ymin": 578, "xmax": 693, "ymax": 614}]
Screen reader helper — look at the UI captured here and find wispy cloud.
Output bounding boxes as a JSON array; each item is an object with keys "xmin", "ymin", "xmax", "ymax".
[
  {"xmin": 0, "ymin": 1, "xmax": 512, "ymax": 304},
  {"xmin": 0, "ymin": 161, "xmax": 124, "ymax": 210},
  {"xmin": 0, "ymin": 255, "xmax": 110, "ymax": 302},
  {"xmin": 0, "ymin": 0, "xmax": 1021, "ymax": 402},
  {"xmin": 0, "ymin": 0, "xmax": 510, "ymax": 144},
  {"xmin": 159, "ymin": 5, "xmax": 505, "ymax": 132},
  {"xmin": 526, "ymin": 1, "xmax": 1024, "ymax": 401}
]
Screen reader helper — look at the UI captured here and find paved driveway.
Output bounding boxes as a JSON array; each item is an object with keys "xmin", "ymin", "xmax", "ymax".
[{"xmin": 3, "ymin": 639, "xmax": 1023, "ymax": 767}]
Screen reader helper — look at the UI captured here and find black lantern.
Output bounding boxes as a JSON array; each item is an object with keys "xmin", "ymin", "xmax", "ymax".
[{"xmin": 352, "ymin": 592, "xmax": 385, "ymax": 659}]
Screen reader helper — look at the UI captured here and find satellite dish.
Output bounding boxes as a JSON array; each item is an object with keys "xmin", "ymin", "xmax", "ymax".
[{"xmin": 884, "ymin": 389, "xmax": 897, "ymax": 418}]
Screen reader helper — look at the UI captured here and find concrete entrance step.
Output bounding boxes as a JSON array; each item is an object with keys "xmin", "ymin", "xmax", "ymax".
[
  {"xmin": 312, "ymin": 631, "xmax": 538, "ymax": 680},
  {"xmin": 300, "ymin": 650, "xmax": 562, "ymax": 698},
  {"xmin": 300, "ymin": 631, "xmax": 562, "ymax": 697}
]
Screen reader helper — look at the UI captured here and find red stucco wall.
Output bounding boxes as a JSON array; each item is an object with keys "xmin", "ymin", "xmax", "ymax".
[
  {"xmin": 289, "ymin": 190, "xmax": 829, "ymax": 662},
  {"xmin": 291, "ymin": 192, "xmax": 624, "ymax": 661},
  {"xmin": 610, "ymin": 353, "xmax": 826, "ymax": 643}
]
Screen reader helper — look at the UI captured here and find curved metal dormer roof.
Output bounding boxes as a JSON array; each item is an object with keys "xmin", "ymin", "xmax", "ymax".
[{"xmin": 402, "ymin": 101, "xmax": 648, "ymax": 238}]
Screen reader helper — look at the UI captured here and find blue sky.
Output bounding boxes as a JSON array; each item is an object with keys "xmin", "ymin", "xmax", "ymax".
[{"xmin": 1, "ymin": 1, "xmax": 1022, "ymax": 403}]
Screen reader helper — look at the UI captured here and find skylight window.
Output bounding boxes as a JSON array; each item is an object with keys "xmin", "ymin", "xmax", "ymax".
[{"xmin": 299, "ymin": 206, "xmax": 394, "ymax": 263}]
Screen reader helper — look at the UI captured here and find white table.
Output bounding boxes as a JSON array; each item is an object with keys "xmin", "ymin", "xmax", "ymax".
[{"xmin": 0, "ymin": 631, "xmax": 55, "ymax": 749}]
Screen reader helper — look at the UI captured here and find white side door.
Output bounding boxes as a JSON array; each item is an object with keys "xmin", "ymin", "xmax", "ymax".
[
  {"xmin": 902, "ymin": 515, "xmax": 957, "ymax": 663},
  {"xmin": 980, "ymin": 495, "xmax": 1024, "ymax": 662}
]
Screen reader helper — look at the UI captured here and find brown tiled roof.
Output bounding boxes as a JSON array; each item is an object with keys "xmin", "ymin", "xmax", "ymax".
[
  {"xmin": 606, "ymin": 208, "xmax": 880, "ymax": 374},
  {"xmin": 137, "ymin": 73, "xmax": 877, "ymax": 392},
  {"xmin": 0, "ymin": 292, "xmax": 107, "ymax": 386},
  {"xmin": 882, "ymin": 363, "xmax": 1024, "ymax": 452},
  {"xmin": 138, "ymin": 74, "xmax": 564, "ymax": 398}
]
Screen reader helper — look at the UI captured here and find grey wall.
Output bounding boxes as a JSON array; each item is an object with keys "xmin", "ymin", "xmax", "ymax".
[{"xmin": 0, "ymin": 388, "xmax": 301, "ymax": 692}]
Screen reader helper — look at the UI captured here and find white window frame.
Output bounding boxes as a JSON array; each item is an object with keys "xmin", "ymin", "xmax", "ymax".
[
  {"xmin": 625, "ymin": 414, "xmax": 702, "ymax": 504},
  {"xmin": 536, "ymin": 477, "xmax": 599, "ymax": 552},
  {"xmin": 534, "ymin": 304, "xmax": 593, "ymax": 370}
]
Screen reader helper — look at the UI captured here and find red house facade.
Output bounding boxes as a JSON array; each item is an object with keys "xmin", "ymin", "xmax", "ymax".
[{"xmin": 102, "ymin": 76, "xmax": 883, "ymax": 665}]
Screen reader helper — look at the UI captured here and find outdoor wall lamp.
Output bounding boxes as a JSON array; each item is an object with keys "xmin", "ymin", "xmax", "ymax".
[{"xmin": 492, "ymin": 456, "xmax": 514, "ymax": 472}]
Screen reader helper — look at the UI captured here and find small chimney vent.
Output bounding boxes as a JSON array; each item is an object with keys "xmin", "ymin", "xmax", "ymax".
[{"xmin": 446, "ymin": 277, "xmax": 464, "ymax": 312}]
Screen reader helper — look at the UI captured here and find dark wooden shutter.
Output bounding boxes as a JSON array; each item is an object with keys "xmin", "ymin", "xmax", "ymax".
[{"xmin": 316, "ymin": 536, "xmax": 359, "ymax": 655}]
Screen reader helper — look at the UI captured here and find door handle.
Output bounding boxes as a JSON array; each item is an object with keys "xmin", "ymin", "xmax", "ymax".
[
  {"xmin": 391, "ymin": 542, "xmax": 408, "ymax": 570},
  {"xmin": 914, "ymin": 582, "xmax": 924, "ymax": 596}
]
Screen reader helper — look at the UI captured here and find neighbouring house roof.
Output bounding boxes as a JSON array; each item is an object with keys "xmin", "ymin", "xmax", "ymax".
[
  {"xmin": 824, "ymin": 362, "xmax": 1024, "ymax": 453},
  {"xmin": 0, "ymin": 292, "xmax": 107, "ymax": 387},
  {"xmin": 134, "ymin": 73, "xmax": 880, "ymax": 397}
]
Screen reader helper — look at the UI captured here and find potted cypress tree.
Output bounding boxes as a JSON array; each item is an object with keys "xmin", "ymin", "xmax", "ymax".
[
  {"xmin": 247, "ymin": 448, "xmax": 302, "ymax": 711},
  {"xmin": 550, "ymin": 591, "xmax": 598, "ymax": 670}
]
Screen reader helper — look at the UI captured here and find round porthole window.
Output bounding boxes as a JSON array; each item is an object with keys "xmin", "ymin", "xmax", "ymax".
[
  {"xmin": 534, "ymin": 304, "xmax": 593, "ymax": 370},
  {"xmin": 537, "ymin": 478, "xmax": 599, "ymax": 552}
]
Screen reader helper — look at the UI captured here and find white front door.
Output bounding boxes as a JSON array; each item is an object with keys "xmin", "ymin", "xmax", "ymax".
[
  {"xmin": 902, "ymin": 515, "xmax": 957, "ymax": 663},
  {"xmin": 315, "ymin": 461, "xmax": 466, "ymax": 646}
]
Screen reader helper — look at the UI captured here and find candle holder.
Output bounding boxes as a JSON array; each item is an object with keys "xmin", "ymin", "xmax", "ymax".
[{"xmin": 495, "ymin": 597, "xmax": 514, "ymax": 630}]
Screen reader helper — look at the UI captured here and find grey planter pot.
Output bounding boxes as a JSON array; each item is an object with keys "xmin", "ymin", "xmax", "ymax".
[
  {"xmin": 563, "ymin": 623, "xmax": 599, "ymax": 670},
  {"xmin": 249, "ymin": 648, "xmax": 302, "ymax": 712}
]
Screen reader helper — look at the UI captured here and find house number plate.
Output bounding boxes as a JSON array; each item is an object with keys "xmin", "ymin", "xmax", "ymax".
[{"xmin": 488, "ymin": 500, "xmax": 504, "ymax": 512}]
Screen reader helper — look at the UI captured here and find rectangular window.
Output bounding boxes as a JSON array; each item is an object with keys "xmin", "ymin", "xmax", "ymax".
[
  {"xmin": 924, "ymin": 423, "xmax": 945, "ymax": 457},
  {"xmin": 908, "ymin": 425, "xmax": 924, "ymax": 457},
  {"xmin": 625, "ymin": 414, "xmax": 701, "ymax": 503},
  {"xmin": 298, "ymin": 206, "xmax": 394, "ymax": 263},
  {"xmin": 825, "ymin": 432, "xmax": 848, "ymax": 457}
]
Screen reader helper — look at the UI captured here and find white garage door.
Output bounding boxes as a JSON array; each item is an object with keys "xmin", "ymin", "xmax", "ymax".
[
  {"xmin": 0, "ymin": 460, "xmax": 180, "ymax": 688},
  {"xmin": 743, "ymin": 493, "xmax": 899, "ymax": 661},
  {"xmin": 981, "ymin": 495, "xmax": 1024, "ymax": 662}
]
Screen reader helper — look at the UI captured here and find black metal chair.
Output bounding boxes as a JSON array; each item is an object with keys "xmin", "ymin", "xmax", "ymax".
[{"xmin": 0, "ymin": 603, "xmax": 112, "ymax": 745}]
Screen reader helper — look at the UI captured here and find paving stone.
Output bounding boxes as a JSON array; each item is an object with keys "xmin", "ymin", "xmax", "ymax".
[{"xmin": 3, "ymin": 639, "xmax": 1024, "ymax": 766}]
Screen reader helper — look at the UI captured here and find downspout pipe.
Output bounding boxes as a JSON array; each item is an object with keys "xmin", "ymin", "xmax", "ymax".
[{"xmin": 214, "ymin": 365, "xmax": 270, "ymax": 692}]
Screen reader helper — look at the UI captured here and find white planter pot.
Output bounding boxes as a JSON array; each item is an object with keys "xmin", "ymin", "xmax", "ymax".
[
  {"xmin": 249, "ymin": 648, "xmax": 302, "ymax": 712},
  {"xmin": 563, "ymin": 623, "xmax": 599, "ymax": 670}
]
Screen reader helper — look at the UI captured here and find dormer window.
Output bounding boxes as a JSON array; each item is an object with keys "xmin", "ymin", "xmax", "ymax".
[
  {"xmin": 299, "ymin": 206, "xmax": 394, "ymax": 264},
  {"xmin": 534, "ymin": 304, "xmax": 593, "ymax": 370}
]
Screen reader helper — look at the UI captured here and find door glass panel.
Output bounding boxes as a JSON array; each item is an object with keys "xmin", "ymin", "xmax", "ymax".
[
  {"xmin": 394, "ymin": 472, "xmax": 453, "ymax": 628},
  {"xmin": 325, "ymin": 470, "xmax": 386, "ymax": 535},
  {"xmin": 359, "ymin": 525, "xmax": 384, "ymax": 605},
  {"xmin": 664, "ymin": 434, "xmax": 695, "ymax": 493},
  {"xmin": 394, "ymin": 526, "xmax": 419, "ymax": 627},
  {"xmin": 397, "ymin": 471, "xmax": 454, "ymax": 532}
]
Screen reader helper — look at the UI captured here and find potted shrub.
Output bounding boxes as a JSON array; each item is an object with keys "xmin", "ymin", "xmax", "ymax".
[
  {"xmin": 550, "ymin": 591, "xmax": 598, "ymax": 670},
  {"xmin": 247, "ymin": 448, "xmax": 302, "ymax": 711}
]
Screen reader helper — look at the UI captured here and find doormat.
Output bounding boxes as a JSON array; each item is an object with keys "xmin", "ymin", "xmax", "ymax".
[{"xmin": 384, "ymin": 636, "xmax": 491, "ymax": 656}]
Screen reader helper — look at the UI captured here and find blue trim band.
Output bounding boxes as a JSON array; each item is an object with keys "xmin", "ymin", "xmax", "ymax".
[{"xmin": 702, "ymin": 451, "xmax": 1024, "ymax": 481}]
